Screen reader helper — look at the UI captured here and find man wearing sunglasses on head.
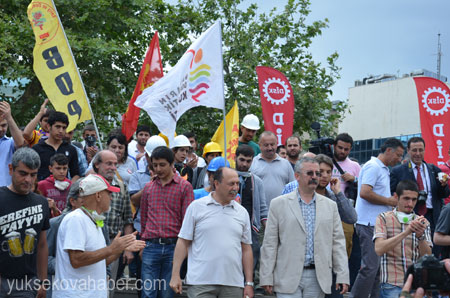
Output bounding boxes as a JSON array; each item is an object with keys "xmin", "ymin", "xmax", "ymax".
[{"xmin": 260, "ymin": 156, "xmax": 349, "ymax": 298}]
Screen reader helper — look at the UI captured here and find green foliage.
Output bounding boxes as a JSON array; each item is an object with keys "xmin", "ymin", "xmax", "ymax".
[{"xmin": 0, "ymin": 0, "xmax": 345, "ymax": 144}]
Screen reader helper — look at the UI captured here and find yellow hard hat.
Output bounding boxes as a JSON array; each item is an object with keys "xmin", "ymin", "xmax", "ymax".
[
  {"xmin": 158, "ymin": 132, "xmax": 177, "ymax": 146},
  {"xmin": 202, "ymin": 142, "xmax": 222, "ymax": 158}
]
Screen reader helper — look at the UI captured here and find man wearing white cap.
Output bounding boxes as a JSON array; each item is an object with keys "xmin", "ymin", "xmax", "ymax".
[
  {"xmin": 53, "ymin": 174, "xmax": 145, "ymax": 298},
  {"xmin": 239, "ymin": 114, "xmax": 261, "ymax": 156}
]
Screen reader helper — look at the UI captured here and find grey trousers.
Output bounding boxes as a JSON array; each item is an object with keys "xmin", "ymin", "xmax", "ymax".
[
  {"xmin": 276, "ymin": 269, "xmax": 324, "ymax": 298},
  {"xmin": 187, "ymin": 285, "xmax": 243, "ymax": 298},
  {"xmin": 350, "ymin": 224, "xmax": 380, "ymax": 298}
]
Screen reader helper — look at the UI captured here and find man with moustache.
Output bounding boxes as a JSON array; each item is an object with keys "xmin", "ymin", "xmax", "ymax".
[
  {"xmin": 250, "ymin": 131, "xmax": 294, "ymax": 207},
  {"xmin": 170, "ymin": 167, "xmax": 254, "ymax": 298},
  {"xmin": 260, "ymin": 157, "xmax": 349, "ymax": 297},
  {"xmin": 286, "ymin": 136, "xmax": 302, "ymax": 170}
]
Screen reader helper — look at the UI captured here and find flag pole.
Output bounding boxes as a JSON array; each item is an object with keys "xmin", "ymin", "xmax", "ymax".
[
  {"xmin": 50, "ymin": 0, "xmax": 103, "ymax": 150},
  {"xmin": 218, "ymin": 20, "xmax": 226, "ymax": 162}
]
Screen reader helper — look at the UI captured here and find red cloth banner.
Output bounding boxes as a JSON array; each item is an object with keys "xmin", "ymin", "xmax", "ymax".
[
  {"xmin": 122, "ymin": 32, "xmax": 163, "ymax": 140},
  {"xmin": 256, "ymin": 66, "xmax": 294, "ymax": 145},
  {"xmin": 414, "ymin": 77, "xmax": 450, "ymax": 166}
]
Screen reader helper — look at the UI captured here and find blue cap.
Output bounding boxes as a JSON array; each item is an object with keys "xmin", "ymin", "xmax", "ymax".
[{"xmin": 207, "ymin": 156, "xmax": 230, "ymax": 172}]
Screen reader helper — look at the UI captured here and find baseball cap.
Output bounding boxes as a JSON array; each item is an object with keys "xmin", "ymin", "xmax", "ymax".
[{"xmin": 79, "ymin": 174, "xmax": 120, "ymax": 196}]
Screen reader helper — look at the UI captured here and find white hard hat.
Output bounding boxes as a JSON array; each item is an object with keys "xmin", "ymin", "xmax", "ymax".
[
  {"xmin": 145, "ymin": 136, "xmax": 167, "ymax": 156},
  {"xmin": 241, "ymin": 114, "xmax": 260, "ymax": 130},
  {"xmin": 170, "ymin": 135, "xmax": 192, "ymax": 149}
]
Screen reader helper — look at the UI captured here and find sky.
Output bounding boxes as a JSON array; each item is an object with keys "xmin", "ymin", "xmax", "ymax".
[{"xmin": 253, "ymin": 0, "xmax": 450, "ymax": 102}]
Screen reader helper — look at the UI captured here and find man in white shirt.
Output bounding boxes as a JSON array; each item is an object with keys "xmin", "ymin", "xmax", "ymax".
[
  {"xmin": 351, "ymin": 138, "xmax": 404, "ymax": 298},
  {"xmin": 170, "ymin": 167, "xmax": 254, "ymax": 298},
  {"xmin": 53, "ymin": 174, "xmax": 145, "ymax": 298}
]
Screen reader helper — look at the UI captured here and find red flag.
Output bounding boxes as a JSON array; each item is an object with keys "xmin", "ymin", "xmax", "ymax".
[
  {"xmin": 122, "ymin": 32, "xmax": 163, "ymax": 140},
  {"xmin": 414, "ymin": 77, "xmax": 450, "ymax": 166},
  {"xmin": 256, "ymin": 66, "xmax": 294, "ymax": 145}
]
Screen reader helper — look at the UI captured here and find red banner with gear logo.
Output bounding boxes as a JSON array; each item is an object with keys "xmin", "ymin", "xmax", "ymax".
[
  {"xmin": 414, "ymin": 77, "xmax": 450, "ymax": 166},
  {"xmin": 256, "ymin": 66, "xmax": 294, "ymax": 145}
]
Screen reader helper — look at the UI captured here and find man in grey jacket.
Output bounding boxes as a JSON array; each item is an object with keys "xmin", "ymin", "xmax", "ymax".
[{"xmin": 235, "ymin": 145, "xmax": 268, "ymax": 273}]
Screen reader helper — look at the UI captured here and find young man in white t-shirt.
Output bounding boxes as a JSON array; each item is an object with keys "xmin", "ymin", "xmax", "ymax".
[{"xmin": 53, "ymin": 174, "xmax": 145, "ymax": 298}]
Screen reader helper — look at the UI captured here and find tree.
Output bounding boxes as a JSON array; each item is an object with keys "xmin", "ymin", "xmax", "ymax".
[{"xmin": 0, "ymin": 0, "xmax": 344, "ymax": 144}]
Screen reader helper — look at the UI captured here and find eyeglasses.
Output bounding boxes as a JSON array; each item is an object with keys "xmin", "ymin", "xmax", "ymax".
[{"xmin": 304, "ymin": 171, "xmax": 321, "ymax": 177}]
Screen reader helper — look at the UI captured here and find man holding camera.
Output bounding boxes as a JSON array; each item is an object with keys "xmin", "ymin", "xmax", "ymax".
[
  {"xmin": 390, "ymin": 137, "xmax": 450, "ymax": 256},
  {"xmin": 374, "ymin": 179, "xmax": 432, "ymax": 298}
]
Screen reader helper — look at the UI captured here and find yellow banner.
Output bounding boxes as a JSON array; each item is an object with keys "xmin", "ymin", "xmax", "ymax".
[
  {"xmin": 27, "ymin": 0, "xmax": 91, "ymax": 131},
  {"xmin": 211, "ymin": 100, "xmax": 239, "ymax": 168}
]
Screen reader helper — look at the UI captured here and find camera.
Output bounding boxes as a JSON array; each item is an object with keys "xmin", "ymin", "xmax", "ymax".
[
  {"xmin": 404, "ymin": 254, "xmax": 450, "ymax": 291},
  {"xmin": 85, "ymin": 135, "xmax": 97, "ymax": 147},
  {"xmin": 417, "ymin": 190, "xmax": 428, "ymax": 203},
  {"xmin": 308, "ymin": 122, "xmax": 334, "ymax": 158}
]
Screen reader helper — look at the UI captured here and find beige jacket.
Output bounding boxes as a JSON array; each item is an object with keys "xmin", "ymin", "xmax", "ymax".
[{"xmin": 260, "ymin": 191, "xmax": 349, "ymax": 294}]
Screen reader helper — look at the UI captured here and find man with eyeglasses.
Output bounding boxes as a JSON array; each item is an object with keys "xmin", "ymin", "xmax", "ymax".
[{"xmin": 260, "ymin": 157, "xmax": 349, "ymax": 298}]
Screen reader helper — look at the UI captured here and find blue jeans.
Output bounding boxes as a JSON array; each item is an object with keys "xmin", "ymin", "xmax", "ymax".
[
  {"xmin": 380, "ymin": 283, "xmax": 402, "ymax": 298},
  {"xmin": 141, "ymin": 242, "xmax": 175, "ymax": 298}
]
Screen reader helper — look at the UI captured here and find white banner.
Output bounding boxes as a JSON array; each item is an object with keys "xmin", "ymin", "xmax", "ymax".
[{"xmin": 135, "ymin": 21, "xmax": 225, "ymax": 145}]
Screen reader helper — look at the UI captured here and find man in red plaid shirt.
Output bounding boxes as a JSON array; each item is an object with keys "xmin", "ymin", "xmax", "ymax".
[{"xmin": 140, "ymin": 146, "xmax": 194, "ymax": 298}]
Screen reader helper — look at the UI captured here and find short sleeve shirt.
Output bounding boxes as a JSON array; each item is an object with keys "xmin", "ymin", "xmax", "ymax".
[
  {"xmin": 54, "ymin": 208, "xmax": 107, "ymax": 297},
  {"xmin": 178, "ymin": 194, "xmax": 251, "ymax": 287},
  {"xmin": 355, "ymin": 157, "xmax": 392, "ymax": 225},
  {"xmin": 0, "ymin": 187, "xmax": 50, "ymax": 278},
  {"xmin": 250, "ymin": 154, "xmax": 295, "ymax": 206}
]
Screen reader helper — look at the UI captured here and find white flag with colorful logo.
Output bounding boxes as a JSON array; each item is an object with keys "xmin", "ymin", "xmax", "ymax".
[{"xmin": 135, "ymin": 21, "xmax": 225, "ymax": 145}]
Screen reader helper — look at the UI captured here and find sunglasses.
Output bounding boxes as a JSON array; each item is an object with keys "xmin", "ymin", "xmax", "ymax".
[{"xmin": 304, "ymin": 170, "xmax": 321, "ymax": 177}]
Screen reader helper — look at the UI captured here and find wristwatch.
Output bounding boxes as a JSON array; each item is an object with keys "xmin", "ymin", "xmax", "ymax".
[{"xmin": 244, "ymin": 282, "xmax": 254, "ymax": 287}]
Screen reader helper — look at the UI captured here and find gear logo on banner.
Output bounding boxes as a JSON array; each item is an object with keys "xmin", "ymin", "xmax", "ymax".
[
  {"xmin": 421, "ymin": 86, "xmax": 450, "ymax": 116},
  {"xmin": 262, "ymin": 77, "xmax": 290, "ymax": 105}
]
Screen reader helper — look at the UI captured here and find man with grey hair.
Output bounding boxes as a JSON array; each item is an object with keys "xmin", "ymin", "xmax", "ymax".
[
  {"xmin": 0, "ymin": 147, "xmax": 50, "ymax": 298},
  {"xmin": 260, "ymin": 156, "xmax": 349, "ymax": 297},
  {"xmin": 91, "ymin": 150, "xmax": 134, "ymax": 296},
  {"xmin": 250, "ymin": 131, "xmax": 295, "ymax": 207},
  {"xmin": 46, "ymin": 179, "xmax": 111, "ymax": 298}
]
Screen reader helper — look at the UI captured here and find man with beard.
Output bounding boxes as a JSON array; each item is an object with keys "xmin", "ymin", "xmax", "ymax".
[
  {"xmin": 260, "ymin": 157, "xmax": 349, "ymax": 297},
  {"xmin": 91, "ymin": 150, "xmax": 134, "ymax": 297},
  {"xmin": 286, "ymin": 136, "xmax": 302, "ymax": 170},
  {"xmin": 331, "ymin": 133, "xmax": 361, "ymax": 288},
  {"xmin": 235, "ymin": 144, "xmax": 268, "ymax": 276},
  {"xmin": 239, "ymin": 114, "xmax": 261, "ymax": 156},
  {"xmin": 250, "ymin": 131, "xmax": 294, "ymax": 207},
  {"xmin": 128, "ymin": 125, "xmax": 151, "ymax": 171}
]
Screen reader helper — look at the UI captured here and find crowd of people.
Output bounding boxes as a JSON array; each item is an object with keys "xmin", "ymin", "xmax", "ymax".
[{"xmin": 1, "ymin": 100, "xmax": 450, "ymax": 298}]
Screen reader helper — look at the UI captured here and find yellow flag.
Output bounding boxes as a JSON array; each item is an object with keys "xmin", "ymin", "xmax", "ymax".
[
  {"xmin": 211, "ymin": 100, "xmax": 239, "ymax": 168},
  {"xmin": 28, "ymin": 0, "xmax": 91, "ymax": 131}
]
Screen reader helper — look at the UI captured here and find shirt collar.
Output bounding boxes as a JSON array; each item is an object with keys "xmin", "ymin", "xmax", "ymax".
[
  {"xmin": 206, "ymin": 193, "xmax": 236, "ymax": 209},
  {"xmin": 154, "ymin": 173, "xmax": 182, "ymax": 186},
  {"xmin": 297, "ymin": 191, "xmax": 316, "ymax": 205},
  {"xmin": 373, "ymin": 156, "xmax": 388, "ymax": 169},
  {"xmin": 256, "ymin": 153, "xmax": 282, "ymax": 162}
]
